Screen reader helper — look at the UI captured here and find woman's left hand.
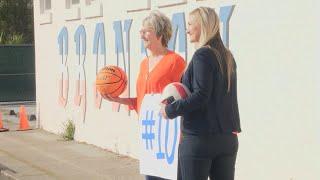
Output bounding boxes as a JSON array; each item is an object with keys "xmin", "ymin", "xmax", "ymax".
[{"xmin": 160, "ymin": 103, "xmax": 168, "ymax": 119}]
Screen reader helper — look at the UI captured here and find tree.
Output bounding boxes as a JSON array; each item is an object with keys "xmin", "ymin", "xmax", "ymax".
[{"xmin": 0, "ymin": 0, "xmax": 34, "ymax": 44}]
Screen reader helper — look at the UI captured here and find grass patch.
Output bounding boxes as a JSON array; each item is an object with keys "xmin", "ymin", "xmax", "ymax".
[{"xmin": 61, "ymin": 119, "xmax": 75, "ymax": 141}]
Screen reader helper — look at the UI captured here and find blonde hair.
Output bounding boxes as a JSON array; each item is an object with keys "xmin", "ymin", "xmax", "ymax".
[
  {"xmin": 190, "ymin": 7, "xmax": 235, "ymax": 92},
  {"xmin": 143, "ymin": 10, "xmax": 172, "ymax": 47}
]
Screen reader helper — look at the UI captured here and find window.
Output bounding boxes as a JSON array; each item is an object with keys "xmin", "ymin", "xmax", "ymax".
[
  {"xmin": 39, "ymin": 0, "xmax": 52, "ymax": 25},
  {"xmin": 45, "ymin": 0, "xmax": 51, "ymax": 10},
  {"xmin": 127, "ymin": 0, "xmax": 151, "ymax": 13},
  {"xmin": 157, "ymin": 0, "xmax": 187, "ymax": 8},
  {"xmin": 65, "ymin": 0, "xmax": 81, "ymax": 21},
  {"xmin": 85, "ymin": 0, "xmax": 95, "ymax": 5},
  {"xmin": 66, "ymin": 0, "xmax": 80, "ymax": 9},
  {"xmin": 72, "ymin": 0, "xmax": 80, "ymax": 5},
  {"xmin": 84, "ymin": 0, "xmax": 103, "ymax": 18},
  {"xmin": 40, "ymin": 0, "xmax": 51, "ymax": 13}
]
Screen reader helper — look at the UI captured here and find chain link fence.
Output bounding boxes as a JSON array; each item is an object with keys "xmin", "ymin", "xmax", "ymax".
[{"xmin": 0, "ymin": 45, "xmax": 35, "ymax": 102}]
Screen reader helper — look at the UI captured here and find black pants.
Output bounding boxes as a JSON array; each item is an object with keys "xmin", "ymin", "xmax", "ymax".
[
  {"xmin": 177, "ymin": 133, "xmax": 238, "ymax": 180},
  {"xmin": 145, "ymin": 175, "xmax": 168, "ymax": 180}
]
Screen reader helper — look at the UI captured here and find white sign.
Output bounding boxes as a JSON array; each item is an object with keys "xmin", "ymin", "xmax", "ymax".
[{"xmin": 139, "ymin": 94, "xmax": 181, "ymax": 180}]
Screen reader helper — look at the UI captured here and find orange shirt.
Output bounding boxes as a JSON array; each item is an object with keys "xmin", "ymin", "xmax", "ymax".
[{"xmin": 130, "ymin": 51, "xmax": 186, "ymax": 113}]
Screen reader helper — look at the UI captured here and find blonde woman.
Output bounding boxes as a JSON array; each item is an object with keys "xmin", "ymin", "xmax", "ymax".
[
  {"xmin": 102, "ymin": 11, "xmax": 186, "ymax": 180},
  {"xmin": 160, "ymin": 7, "xmax": 241, "ymax": 180}
]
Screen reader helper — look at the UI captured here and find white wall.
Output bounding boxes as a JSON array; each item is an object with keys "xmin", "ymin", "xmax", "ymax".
[
  {"xmin": 33, "ymin": 0, "xmax": 320, "ymax": 179},
  {"xmin": 233, "ymin": 1, "xmax": 320, "ymax": 179}
]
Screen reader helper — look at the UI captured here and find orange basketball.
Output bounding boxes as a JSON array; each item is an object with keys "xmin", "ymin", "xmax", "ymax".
[{"xmin": 96, "ymin": 66, "xmax": 127, "ymax": 97}]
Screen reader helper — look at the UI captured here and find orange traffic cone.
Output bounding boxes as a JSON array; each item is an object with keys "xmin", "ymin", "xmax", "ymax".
[
  {"xmin": 17, "ymin": 106, "xmax": 31, "ymax": 131},
  {"xmin": 0, "ymin": 112, "xmax": 9, "ymax": 132}
]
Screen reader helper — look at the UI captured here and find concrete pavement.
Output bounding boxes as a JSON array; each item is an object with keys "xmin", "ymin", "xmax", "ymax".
[{"xmin": 0, "ymin": 106, "xmax": 143, "ymax": 180}]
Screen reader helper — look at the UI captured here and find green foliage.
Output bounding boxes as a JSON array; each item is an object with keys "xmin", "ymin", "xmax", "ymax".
[
  {"xmin": 6, "ymin": 33, "xmax": 25, "ymax": 44},
  {"xmin": 0, "ymin": 0, "xmax": 34, "ymax": 44},
  {"xmin": 0, "ymin": 31, "xmax": 4, "ymax": 44},
  {"xmin": 62, "ymin": 119, "xmax": 75, "ymax": 141}
]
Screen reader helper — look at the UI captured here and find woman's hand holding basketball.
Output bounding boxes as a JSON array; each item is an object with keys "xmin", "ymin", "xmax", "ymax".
[
  {"xmin": 100, "ymin": 93, "xmax": 120, "ymax": 102},
  {"xmin": 100, "ymin": 94, "xmax": 133, "ymax": 107},
  {"xmin": 96, "ymin": 66, "xmax": 127, "ymax": 98}
]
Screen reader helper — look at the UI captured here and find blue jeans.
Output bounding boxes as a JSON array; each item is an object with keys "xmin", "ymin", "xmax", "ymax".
[{"xmin": 177, "ymin": 133, "xmax": 238, "ymax": 180}]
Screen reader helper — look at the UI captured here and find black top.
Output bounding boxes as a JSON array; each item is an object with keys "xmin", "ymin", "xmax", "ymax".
[{"xmin": 165, "ymin": 47, "xmax": 241, "ymax": 135}]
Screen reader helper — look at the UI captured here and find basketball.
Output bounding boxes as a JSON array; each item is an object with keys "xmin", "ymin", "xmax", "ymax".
[
  {"xmin": 96, "ymin": 66, "xmax": 127, "ymax": 97},
  {"xmin": 161, "ymin": 82, "xmax": 191, "ymax": 105}
]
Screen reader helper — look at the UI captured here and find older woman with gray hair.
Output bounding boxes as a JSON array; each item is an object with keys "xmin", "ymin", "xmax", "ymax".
[{"xmin": 102, "ymin": 10, "xmax": 186, "ymax": 180}]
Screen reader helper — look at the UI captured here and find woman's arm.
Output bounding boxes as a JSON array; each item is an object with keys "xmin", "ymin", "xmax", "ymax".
[
  {"xmin": 101, "ymin": 94, "xmax": 137, "ymax": 111},
  {"xmin": 165, "ymin": 48, "xmax": 216, "ymax": 119}
]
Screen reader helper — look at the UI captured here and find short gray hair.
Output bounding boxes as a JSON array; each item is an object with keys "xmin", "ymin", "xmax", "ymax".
[{"xmin": 143, "ymin": 10, "xmax": 172, "ymax": 47}]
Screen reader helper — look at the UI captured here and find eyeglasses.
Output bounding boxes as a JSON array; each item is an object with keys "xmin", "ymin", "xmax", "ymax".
[{"xmin": 139, "ymin": 28, "xmax": 154, "ymax": 35}]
